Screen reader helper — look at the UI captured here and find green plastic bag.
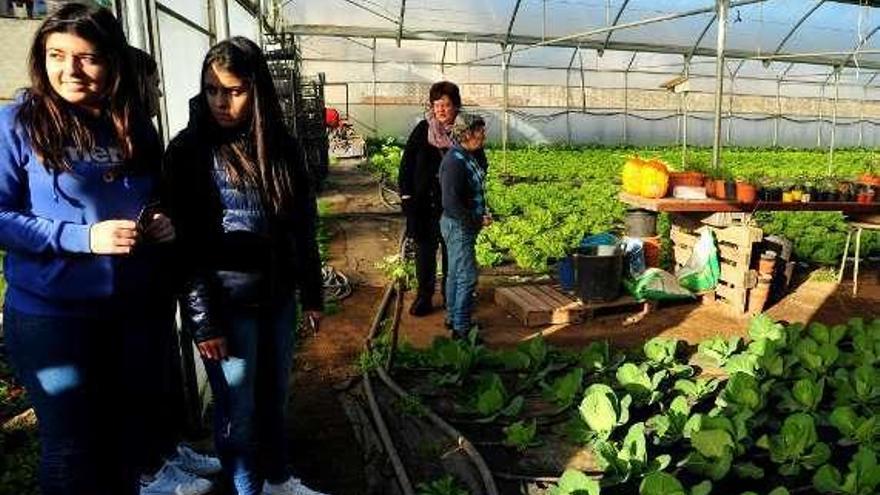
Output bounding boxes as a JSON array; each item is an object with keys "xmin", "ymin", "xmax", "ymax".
[
  {"xmin": 624, "ymin": 268, "xmax": 695, "ymax": 302},
  {"xmin": 676, "ymin": 229, "xmax": 721, "ymax": 292}
]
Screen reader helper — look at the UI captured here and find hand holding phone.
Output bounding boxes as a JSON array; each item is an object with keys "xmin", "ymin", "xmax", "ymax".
[{"xmin": 136, "ymin": 201, "xmax": 161, "ymax": 233}]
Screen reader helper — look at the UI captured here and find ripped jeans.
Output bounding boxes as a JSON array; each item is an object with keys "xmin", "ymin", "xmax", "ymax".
[
  {"xmin": 203, "ymin": 295, "xmax": 297, "ymax": 495},
  {"xmin": 2, "ymin": 303, "xmax": 175, "ymax": 495}
]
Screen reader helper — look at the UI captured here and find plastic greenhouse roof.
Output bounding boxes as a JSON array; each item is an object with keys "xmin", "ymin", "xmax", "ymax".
[{"xmin": 284, "ymin": 0, "xmax": 880, "ymax": 86}]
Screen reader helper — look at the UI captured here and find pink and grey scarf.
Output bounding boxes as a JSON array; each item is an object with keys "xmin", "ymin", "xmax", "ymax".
[{"xmin": 426, "ymin": 111, "xmax": 454, "ymax": 149}]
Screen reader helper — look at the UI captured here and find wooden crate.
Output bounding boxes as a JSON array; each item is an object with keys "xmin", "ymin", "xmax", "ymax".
[
  {"xmin": 494, "ymin": 285, "xmax": 643, "ymax": 327},
  {"xmin": 670, "ymin": 223, "xmax": 762, "ymax": 314}
]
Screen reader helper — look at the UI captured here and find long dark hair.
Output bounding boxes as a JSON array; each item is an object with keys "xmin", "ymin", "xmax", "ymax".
[
  {"xmin": 197, "ymin": 36, "xmax": 295, "ymax": 215},
  {"xmin": 16, "ymin": 3, "xmax": 155, "ymax": 172}
]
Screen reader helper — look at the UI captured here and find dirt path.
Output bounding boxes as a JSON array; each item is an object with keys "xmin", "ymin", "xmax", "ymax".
[{"xmin": 285, "ymin": 158, "xmax": 402, "ymax": 495}]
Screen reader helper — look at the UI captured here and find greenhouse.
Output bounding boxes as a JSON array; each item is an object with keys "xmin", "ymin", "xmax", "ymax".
[{"xmin": 3, "ymin": 1, "xmax": 880, "ymax": 495}]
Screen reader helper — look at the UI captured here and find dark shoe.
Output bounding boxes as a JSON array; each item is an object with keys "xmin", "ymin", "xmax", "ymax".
[{"xmin": 409, "ymin": 295, "xmax": 433, "ymax": 316}]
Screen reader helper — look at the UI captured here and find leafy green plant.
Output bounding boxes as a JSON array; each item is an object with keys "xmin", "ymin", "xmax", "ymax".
[
  {"xmin": 595, "ymin": 422, "xmax": 670, "ymax": 483},
  {"xmin": 813, "ymin": 447, "xmax": 880, "ymax": 494},
  {"xmin": 548, "ymin": 469, "xmax": 600, "ymax": 495},
  {"xmin": 757, "ymin": 413, "xmax": 830, "ymax": 477},
  {"xmin": 697, "ymin": 336, "xmax": 742, "ymax": 366},
  {"xmin": 542, "ymin": 367, "xmax": 585, "ymax": 408},
  {"xmin": 416, "ymin": 475, "xmax": 470, "ymax": 495},
  {"xmin": 578, "ymin": 383, "xmax": 632, "ymax": 441},
  {"xmin": 503, "ymin": 419, "xmax": 538, "ymax": 452},
  {"xmin": 469, "ymin": 373, "xmax": 523, "ymax": 420},
  {"xmin": 639, "ymin": 472, "xmax": 712, "ymax": 495}
]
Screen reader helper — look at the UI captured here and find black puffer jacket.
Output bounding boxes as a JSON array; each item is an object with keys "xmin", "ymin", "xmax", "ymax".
[
  {"xmin": 163, "ymin": 101, "xmax": 323, "ymax": 343},
  {"xmin": 398, "ymin": 119, "xmax": 487, "ymax": 238}
]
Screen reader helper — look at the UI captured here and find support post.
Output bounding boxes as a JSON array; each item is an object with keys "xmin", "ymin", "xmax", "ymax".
[
  {"xmin": 502, "ymin": 43, "xmax": 509, "ymax": 155},
  {"xmin": 818, "ymin": 84, "xmax": 824, "ymax": 148},
  {"xmin": 371, "ymin": 38, "xmax": 378, "ymax": 137},
  {"xmin": 125, "ymin": 0, "xmax": 148, "ymax": 49},
  {"xmin": 774, "ymin": 78, "xmax": 781, "ymax": 147},
  {"xmin": 829, "ymin": 68, "xmax": 840, "ymax": 172},
  {"xmin": 712, "ymin": 0, "xmax": 730, "ymax": 170},
  {"xmin": 860, "ymin": 86, "xmax": 866, "ymax": 147},
  {"xmin": 215, "ymin": 0, "xmax": 229, "ymax": 41},
  {"xmin": 682, "ymin": 61, "xmax": 690, "ymax": 168}
]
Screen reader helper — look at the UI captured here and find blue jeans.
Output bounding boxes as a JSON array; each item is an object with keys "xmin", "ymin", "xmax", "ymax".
[
  {"xmin": 2, "ymin": 304, "xmax": 175, "ymax": 495},
  {"xmin": 203, "ymin": 295, "xmax": 298, "ymax": 495},
  {"xmin": 440, "ymin": 215, "xmax": 479, "ymax": 335}
]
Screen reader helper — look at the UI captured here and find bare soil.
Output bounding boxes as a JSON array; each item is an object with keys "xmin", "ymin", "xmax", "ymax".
[{"xmin": 287, "ymin": 158, "xmax": 880, "ymax": 494}]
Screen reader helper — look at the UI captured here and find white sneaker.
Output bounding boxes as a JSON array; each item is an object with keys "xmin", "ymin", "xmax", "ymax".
[
  {"xmin": 139, "ymin": 461, "xmax": 214, "ymax": 495},
  {"xmin": 263, "ymin": 477, "xmax": 329, "ymax": 495},
  {"xmin": 168, "ymin": 443, "xmax": 222, "ymax": 476}
]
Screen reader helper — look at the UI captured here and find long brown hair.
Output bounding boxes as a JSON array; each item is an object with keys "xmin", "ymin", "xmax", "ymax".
[
  {"xmin": 197, "ymin": 36, "xmax": 296, "ymax": 215},
  {"xmin": 16, "ymin": 3, "xmax": 155, "ymax": 172}
]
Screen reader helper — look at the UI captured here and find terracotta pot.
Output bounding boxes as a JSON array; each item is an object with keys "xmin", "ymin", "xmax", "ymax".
[
  {"xmin": 668, "ymin": 172, "xmax": 705, "ymax": 196},
  {"xmin": 758, "ymin": 255, "xmax": 777, "ymax": 276},
  {"xmin": 748, "ymin": 276, "xmax": 772, "ymax": 315},
  {"xmin": 705, "ymin": 178, "xmax": 716, "ymax": 198},
  {"xmin": 715, "ymin": 180, "xmax": 727, "ymax": 199},
  {"xmin": 641, "ymin": 236, "xmax": 662, "ymax": 268},
  {"xmin": 736, "ymin": 182, "xmax": 757, "ymax": 203}
]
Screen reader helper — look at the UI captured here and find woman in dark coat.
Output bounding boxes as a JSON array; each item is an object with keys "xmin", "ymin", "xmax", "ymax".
[
  {"xmin": 163, "ymin": 37, "xmax": 325, "ymax": 495},
  {"xmin": 398, "ymin": 81, "xmax": 487, "ymax": 316}
]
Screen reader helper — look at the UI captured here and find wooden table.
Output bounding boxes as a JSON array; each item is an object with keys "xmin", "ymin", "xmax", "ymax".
[
  {"xmin": 619, "ymin": 192, "xmax": 880, "ymax": 314},
  {"xmin": 619, "ymin": 192, "xmax": 880, "ymax": 215}
]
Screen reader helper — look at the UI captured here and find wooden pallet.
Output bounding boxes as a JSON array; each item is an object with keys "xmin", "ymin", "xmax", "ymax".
[
  {"xmin": 671, "ymin": 223, "xmax": 762, "ymax": 314},
  {"xmin": 494, "ymin": 285, "xmax": 642, "ymax": 327}
]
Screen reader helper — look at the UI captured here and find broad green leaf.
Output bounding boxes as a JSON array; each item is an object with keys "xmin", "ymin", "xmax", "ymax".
[
  {"xmin": 812, "ymin": 464, "xmax": 842, "ymax": 493},
  {"xmin": 768, "ymin": 413, "xmax": 817, "ymax": 464},
  {"xmin": 690, "ymin": 480, "xmax": 712, "ymax": 495},
  {"xmin": 749, "ymin": 314, "xmax": 785, "ymax": 342},
  {"xmin": 499, "ymin": 395, "xmax": 525, "ymax": 417},
  {"xmin": 829, "ymin": 406, "xmax": 858, "ymax": 437},
  {"xmin": 550, "ymin": 469, "xmax": 600, "ymax": 495},
  {"xmin": 620, "ymin": 422, "xmax": 647, "ymax": 465},
  {"xmin": 691, "ymin": 429, "xmax": 734, "ymax": 459},
  {"xmin": 768, "ymin": 488, "xmax": 790, "ymax": 495},
  {"xmin": 503, "ymin": 419, "xmax": 537, "ymax": 451},
  {"xmin": 723, "ymin": 354, "xmax": 758, "ymax": 377},
  {"xmin": 519, "ymin": 337, "xmax": 548, "ymax": 369},
  {"xmin": 645, "ymin": 337, "xmax": 679, "ymax": 365},
  {"xmin": 792, "ymin": 378, "xmax": 824, "ymax": 411},
  {"xmin": 802, "ymin": 442, "xmax": 832, "ymax": 470},
  {"xmin": 474, "ymin": 373, "xmax": 506, "ymax": 415},
  {"xmin": 734, "ymin": 463, "xmax": 765, "ymax": 479},
  {"xmin": 617, "ymin": 363, "xmax": 653, "ymax": 397},
  {"xmin": 580, "ymin": 341, "xmax": 610, "ymax": 371},
  {"xmin": 547, "ymin": 368, "xmax": 584, "ymax": 407},
  {"xmin": 718, "ymin": 372, "xmax": 762, "ymax": 411},
  {"xmin": 579, "ymin": 384, "xmax": 619, "ymax": 439},
  {"xmin": 685, "ymin": 451, "xmax": 733, "ymax": 481},
  {"xmin": 639, "ymin": 472, "xmax": 685, "ymax": 495}
]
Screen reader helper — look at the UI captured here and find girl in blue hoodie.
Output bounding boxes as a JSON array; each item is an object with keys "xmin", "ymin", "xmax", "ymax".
[{"xmin": 0, "ymin": 4, "xmax": 174, "ymax": 494}]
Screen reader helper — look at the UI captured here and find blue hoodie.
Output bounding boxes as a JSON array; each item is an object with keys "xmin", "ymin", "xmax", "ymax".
[{"xmin": 0, "ymin": 102, "xmax": 164, "ymax": 317}]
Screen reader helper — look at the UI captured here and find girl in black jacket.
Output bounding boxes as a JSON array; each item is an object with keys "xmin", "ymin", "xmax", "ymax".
[
  {"xmin": 163, "ymin": 37, "xmax": 325, "ymax": 495},
  {"xmin": 398, "ymin": 81, "xmax": 486, "ymax": 316}
]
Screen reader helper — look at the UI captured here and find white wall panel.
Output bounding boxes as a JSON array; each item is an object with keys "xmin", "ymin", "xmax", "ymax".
[
  {"xmin": 158, "ymin": 10, "xmax": 211, "ymax": 138},
  {"xmin": 229, "ymin": 1, "xmax": 258, "ymax": 42}
]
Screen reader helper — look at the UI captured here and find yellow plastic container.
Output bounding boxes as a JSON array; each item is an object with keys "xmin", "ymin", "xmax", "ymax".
[{"xmin": 782, "ymin": 191, "xmax": 794, "ymax": 203}]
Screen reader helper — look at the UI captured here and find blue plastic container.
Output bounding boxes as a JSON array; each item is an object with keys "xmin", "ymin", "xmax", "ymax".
[{"xmin": 557, "ymin": 256, "xmax": 575, "ymax": 292}]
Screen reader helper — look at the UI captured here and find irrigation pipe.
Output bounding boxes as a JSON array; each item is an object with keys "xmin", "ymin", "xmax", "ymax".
[
  {"xmin": 374, "ymin": 365, "xmax": 500, "ymax": 495},
  {"xmin": 361, "ymin": 364, "xmax": 416, "ymax": 495},
  {"xmin": 357, "ymin": 225, "xmax": 500, "ymax": 495}
]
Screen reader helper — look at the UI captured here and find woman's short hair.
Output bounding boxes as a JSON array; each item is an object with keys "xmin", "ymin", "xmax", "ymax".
[
  {"xmin": 429, "ymin": 81, "xmax": 461, "ymax": 108},
  {"xmin": 451, "ymin": 112, "xmax": 485, "ymax": 141}
]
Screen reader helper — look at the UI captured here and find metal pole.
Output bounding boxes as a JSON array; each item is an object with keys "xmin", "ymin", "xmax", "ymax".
[
  {"xmin": 372, "ymin": 38, "xmax": 378, "ymax": 137},
  {"xmin": 215, "ymin": 0, "xmax": 229, "ymax": 41},
  {"xmin": 258, "ymin": 0, "xmax": 265, "ymax": 45},
  {"xmin": 579, "ymin": 47, "xmax": 586, "ymax": 112},
  {"xmin": 624, "ymin": 71, "xmax": 629, "ymax": 145},
  {"xmin": 774, "ymin": 78, "xmax": 781, "ymax": 147},
  {"xmin": 830, "ymin": 68, "xmax": 839, "ymax": 172},
  {"xmin": 818, "ymin": 84, "xmax": 824, "ymax": 148},
  {"xmin": 502, "ymin": 43, "xmax": 509, "ymax": 154},
  {"xmin": 728, "ymin": 70, "xmax": 734, "ymax": 145},
  {"xmin": 682, "ymin": 62, "xmax": 690, "ymax": 168},
  {"xmin": 566, "ymin": 69, "xmax": 572, "ymax": 146},
  {"xmin": 860, "ymin": 86, "xmax": 866, "ymax": 147},
  {"xmin": 125, "ymin": 0, "xmax": 147, "ymax": 49},
  {"xmin": 712, "ymin": 0, "xmax": 729, "ymax": 169}
]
